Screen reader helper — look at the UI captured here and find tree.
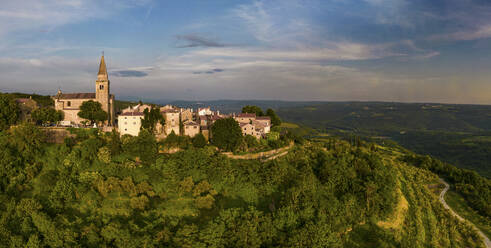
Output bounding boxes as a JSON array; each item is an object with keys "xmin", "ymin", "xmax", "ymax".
[
  {"xmin": 32, "ymin": 107, "xmax": 63, "ymax": 125},
  {"xmin": 135, "ymin": 129, "xmax": 158, "ymax": 164},
  {"xmin": 0, "ymin": 93, "xmax": 20, "ymax": 130},
  {"xmin": 211, "ymin": 118, "xmax": 243, "ymax": 151},
  {"xmin": 10, "ymin": 123, "xmax": 45, "ymax": 162},
  {"xmin": 141, "ymin": 106, "xmax": 163, "ymax": 133},
  {"xmin": 108, "ymin": 129, "xmax": 122, "ymax": 156},
  {"xmin": 266, "ymin": 108, "xmax": 281, "ymax": 126},
  {"xmin": 77, "ymin": 100, "xmax": 107, "ymax": 125},
  {"xmin": 192, "ymin": 133, "xmax": 207, "ymax": 148},
  {"xmin": 242, "ymin": 105, "xmax": 264, "ymax": 116},
  {"xmin": 244, "ymin": 135, "xmax": 258, "ymax": 149},
  {"xmin": 163, "ymin": 131, "xmax": 179, "ymax": 148}
]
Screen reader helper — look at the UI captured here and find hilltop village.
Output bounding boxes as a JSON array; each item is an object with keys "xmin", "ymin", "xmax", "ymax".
[{"xmin": 28, "ymin": 55, "xmax": 277, "ymax": 141}]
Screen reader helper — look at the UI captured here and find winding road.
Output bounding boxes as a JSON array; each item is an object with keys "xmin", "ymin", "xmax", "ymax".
[{"xmin": 439, "ymin": 179, "xmax": 491, "ymax": 248}]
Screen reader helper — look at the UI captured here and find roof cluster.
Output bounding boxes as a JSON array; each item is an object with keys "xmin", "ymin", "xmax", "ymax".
[
  {"xmin": 120, "ymin": 111, "xmax": 144, "ymax": 116},
  {"xmin": 58, "ymin": 93, "xmax": 96, "ymax": 99}
]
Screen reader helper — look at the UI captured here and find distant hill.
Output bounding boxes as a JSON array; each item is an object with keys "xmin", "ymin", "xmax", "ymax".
[{"xmin": 276, "ymin": 102, "xmax": 491, "ymax": 178}]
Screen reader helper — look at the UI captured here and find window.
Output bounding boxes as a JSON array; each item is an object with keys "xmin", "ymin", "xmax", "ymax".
[
  {"xmin": 133, "ymin": 122, "xmax": 136, "ymax": 125},
  {"xmin": 125, "ymin": 117, "xmax": 127, "ymax": 119},
  {"xmin": 194, "ymin": 126, "xmax": 197, "ymax": 129},
  {"xmin": 67, "ymin": 101, "xmax": 71, "ymax": 107},
  {"xmin": 124, "ymin": 122, "xmax": 127, "ymax": 125},
  {"xmin": 99, "ymin": 85, "xmax": 104, "ymax": 90},
  {"xmin": 125, "ymin": 128, "xmax": 127, "ymax": 131}
]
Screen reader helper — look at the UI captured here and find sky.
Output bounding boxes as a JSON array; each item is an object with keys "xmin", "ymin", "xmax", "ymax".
[{"xmin": 1, "ymin": 0, "xmax": 491, "ymax": 104}]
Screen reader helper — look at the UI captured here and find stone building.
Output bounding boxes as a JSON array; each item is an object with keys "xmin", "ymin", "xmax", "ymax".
[
  {"xmin": 161, "ymin": 109, "xmax": 180, "ymax": 135},
  {"xmin": 118, "ymin": 112, "xmax": 144, "ymax": 136},
  {"xmin": 234, "ymin": 113, "xmax": 256, "ymax": 124},
  {"xmin": 53, "ymin": 54, "xmax": 115, "ymax": 125},
  {"xmin": 183, "ymin": 120, "xmax": 200, "ymax": 137}
]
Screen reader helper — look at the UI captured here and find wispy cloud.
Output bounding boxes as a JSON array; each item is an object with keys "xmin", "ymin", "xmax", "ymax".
[
  {"xmin": 112, "ymin": 70, "xmax": 148, "ymax": 77},
  {"xmin": 430, "ymin": 25, "xmax": 491, "ymax": 41},
  {"xmin": 192, "ymin": 68, "xmax": 225, "ymax": 75},
  {"xmin": 175, "ymin": 34, "xmax": 227, "ymax": 48}
]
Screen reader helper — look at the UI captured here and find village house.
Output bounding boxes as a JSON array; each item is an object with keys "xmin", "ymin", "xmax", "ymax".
[
  {"xmin": 53, "ymin": 54, "xmax": 115, "ymax": 126},
  {"xmin": 179, "ymin": 108, "xmax": 193, "ymax": 122},
  {"xmin": 118, "ymin": 111, "xmax": 144, "ymax": 136},
  {"xmin": 240, "ymin": 123, "xmax": 255, "ymax": 136},
  {"xmin": 161, "ymin": 108, "xmax": 180, "ymax": 135},
  {"xmin": 234, "ymin": 113, "xmax": 256, "ymax": 124},
  {"xmin": 121, "ymin": 104, "xmax": 151, "ymax": 114},
  {"xmin": 183, "ymin": 120, "xmax": 200, "ymax": 137},
  {"xmin": 198, "ymin": 107, "xmax": 213, "ymax": 116},
  {"xmin": 253, "ymin": 116, "xmax": 271, "ymax": 133}
]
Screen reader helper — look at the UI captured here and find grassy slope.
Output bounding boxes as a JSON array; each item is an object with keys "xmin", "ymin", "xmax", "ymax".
[
  {"xmin": 371, "ymin": 145, "xmax": 483, "ymax": 247},
  {"xmin": 444, "ymin": 190, "xmax": 491, "ymax": 238}
]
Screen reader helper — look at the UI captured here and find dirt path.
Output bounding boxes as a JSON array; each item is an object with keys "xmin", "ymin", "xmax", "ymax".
[{"xmin": 439, "ymin": 179, "xmax": 490, "ymax": 248}]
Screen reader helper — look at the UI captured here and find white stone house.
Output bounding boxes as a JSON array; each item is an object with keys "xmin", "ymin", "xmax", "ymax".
[{"xmin": 118, "ymin": 111, "xmax": 144, "ymax": 136}]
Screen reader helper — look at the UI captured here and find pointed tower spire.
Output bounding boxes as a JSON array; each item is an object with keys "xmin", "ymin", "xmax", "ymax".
[{"xmin": 98, "ymin": 52, "xmax": 107, "ymax": 76}]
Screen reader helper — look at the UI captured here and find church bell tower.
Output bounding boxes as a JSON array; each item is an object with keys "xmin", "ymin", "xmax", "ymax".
[{"xmin": 95, "ymin": 53, "xmax": 111, "ymax": 123}]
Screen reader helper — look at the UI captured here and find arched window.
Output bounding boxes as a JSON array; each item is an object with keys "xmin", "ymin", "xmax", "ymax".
[{"xmin": 99, "ymin": 85, "xmax": 104, "ymax": 90}]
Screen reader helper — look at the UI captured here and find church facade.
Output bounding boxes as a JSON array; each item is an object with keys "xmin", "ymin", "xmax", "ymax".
[{"xmin": 54, "ymin": 55, "xmax": 115, "ymax": 126}]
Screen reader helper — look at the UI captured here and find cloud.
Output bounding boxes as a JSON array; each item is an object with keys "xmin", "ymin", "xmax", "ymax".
[
  {"xmin": 0, "ymin": 0, "xmax": 152, "ymax": 39},
  {"xmin": 192, "ymin": 68, "xmax": 225, "ymax": 74},
  {"xmin": 111, "ymin": 70, "xmax": 148, "ymax": 77},
  {"xmin": 175, "ymin": 34, "xmax": 227, "ymax": 48},
  {"xmin": 430, "ymin": 25, "xmax": 491, "ymax": 41}
]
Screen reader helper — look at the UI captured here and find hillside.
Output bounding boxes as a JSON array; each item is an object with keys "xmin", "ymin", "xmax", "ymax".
[
  {"xmin": 0, "ymin": 124, "xmax": 487, "ymax": 247},
  {"xmin": 276, "ymin": 102, "xmax": 491, "ymax": 178}
]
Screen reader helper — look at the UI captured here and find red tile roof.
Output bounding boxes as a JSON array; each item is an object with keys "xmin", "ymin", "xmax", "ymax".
[
  {"xmin": 237, "ymin": 113, "xmax": 256, "ymax": 118},
  {"xmin": 184, "ymin": 121, "xmax": 199, "ymax": 126},
  {"xmin": 161, "ymin": 109, "xmax": 179, "ymax": 113},
  {"xmin": 239, "ymin": 123, "xmax": 253, "ymax": 127},
  {"xmin": 256, "ymin": 116, "xmax": 271, "ymax": 120},
  {"xmin": 119, "ymin": 111, "xmax": 144, "ymax": 116},
  {"xmin": 58, "ymin": 93, "xmax": 96, "ymax": 99}
]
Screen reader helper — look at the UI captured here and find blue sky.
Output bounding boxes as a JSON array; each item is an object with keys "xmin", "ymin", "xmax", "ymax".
[{"xmin": 1, "ymin": 0, "xmax": 491, "ymax": 104}]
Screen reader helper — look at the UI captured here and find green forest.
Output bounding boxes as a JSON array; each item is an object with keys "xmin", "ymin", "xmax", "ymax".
[
  {"xmin": 0, "ymin": 123, "xmax": 487, "ymax": 247},
  {"xmin": 276, "ymin": 101, "xmax": 491, "ymax": 178}
]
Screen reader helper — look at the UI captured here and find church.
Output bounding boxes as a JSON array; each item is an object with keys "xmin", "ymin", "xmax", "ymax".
[{"xmin": 54, "ymin": 54, "xmax": 115, "ymax": 126}]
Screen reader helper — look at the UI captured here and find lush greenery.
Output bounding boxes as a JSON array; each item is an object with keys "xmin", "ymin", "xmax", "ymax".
[
  {"xmin": 241, "ymin": 105, "xmax": 282, "ymax": 126},
  {"xmin": 0, "ymin": 123, "xmax": 485, "ymax": 247},
  {"xmin": 141, "ymin": 105, "xmax": 164, "ymax": 132},
  {"xmin": 32, "ymin": 107, "xmax": 64, "ymax": 125},
  {"xmin": 242, "ymin": 105, "xmax": 264, "ymax": 116},
  {"xmin": 211, "ymin": 118, "xmax": 243, "ymax": 151},
  {"xmin": 402, "ymin": 153, "xmax": 491, "ymax": 219},
  {"xmin": 77, "ymin": 100, "xmax": 108, "ymax": 125},
  {"xmin": 4, "ymin": 92, "xmax": 54, "ymax": 108},
  {"xmin": 0, "ymin": 93, "xmax": 19, "ymax": 131},
  {"xmin": 444, "ymin": 190, "xmax": 491, "ymax": 238},
  {"xmin": 276, "ymin": 102, "xmax": 491, "ymax": 178},
  {"xmin": 266, "ymin": 108, "xmax": 281, "ymax": 126}
]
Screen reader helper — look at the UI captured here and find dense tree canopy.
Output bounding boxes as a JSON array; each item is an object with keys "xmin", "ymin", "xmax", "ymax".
[
  {"xmin": 32, "ymin": 107, "xmax": 63, "ymax": 125},
  {"xmin": 141, "ymin": 106, "xmax": 163, "ymax": 133},
  {"xmin": 192, "ymin": 133, "xmax": 207, "ymax": 148},
  {"xmin": 78, "ymin": 100, "xmax": 107, "ymax": 125},
  {"xmin": 0, "ymin": 93, "xmax": 20, "ymax": 130},
  {"xmin": 0, "ymin": 124, "xmax": 486, "ymax": 247},
  {"xmin": 211, "ymin": 118, "xmax": 243, "ymax": 151},
  {"xmin": 266, "ymin": 108, "xmax": 281, "ymax": 126},
  {"xmin": 242, "ymin": 105, "xmax": 264, "ymax": 116}
]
